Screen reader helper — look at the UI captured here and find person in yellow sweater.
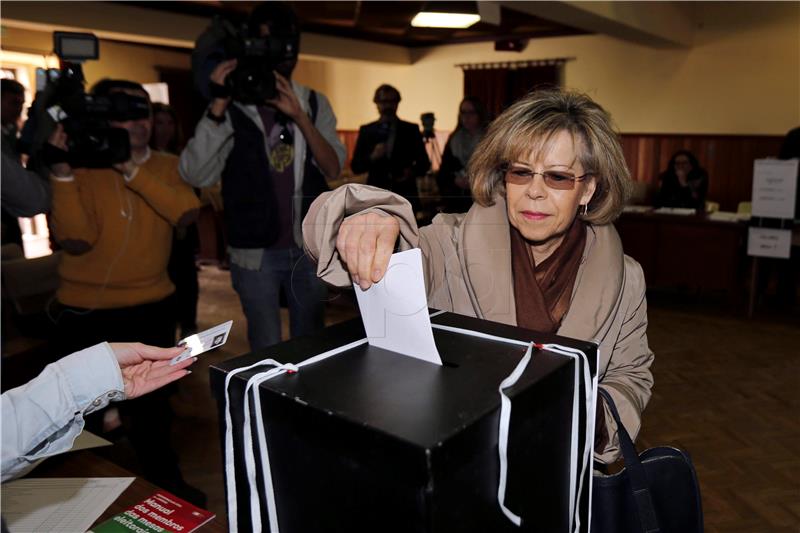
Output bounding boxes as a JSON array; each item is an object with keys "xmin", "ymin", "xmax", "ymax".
[{"xmin": 46, "ymin": 79, "xmax": 203, "ymax": 505}]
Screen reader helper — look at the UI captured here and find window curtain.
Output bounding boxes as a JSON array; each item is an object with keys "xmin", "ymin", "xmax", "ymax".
[{"xmin": 462, "ymin": 60, "xmax": 563, "ymax": 120}]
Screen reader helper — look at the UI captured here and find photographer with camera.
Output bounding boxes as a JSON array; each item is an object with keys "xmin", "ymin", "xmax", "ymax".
[
  {"xmin": 46, "ymin": 78, "xmax": 203, "ymax": 505},
  {"xmin": 351, "ymin": 84, "xmax": 431, "ymax": 215},
  {"xmin": 180, "ymin": 1, "xmax": 346, "ymax": 351}
]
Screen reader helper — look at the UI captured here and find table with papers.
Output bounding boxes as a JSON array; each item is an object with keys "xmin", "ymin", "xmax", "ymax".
[
  {"xmin": 3, "ymin": 451, "xmax": 226, "ymax": 533},
  {"xmin": 615, "ymin": 210, "xmax": 749, "ymax": 300}
]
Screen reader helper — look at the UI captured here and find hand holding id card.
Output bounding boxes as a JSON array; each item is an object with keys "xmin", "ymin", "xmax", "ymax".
[{"xmin": 170, "ymin": 320, "xmax": 233, "ymax": 366}]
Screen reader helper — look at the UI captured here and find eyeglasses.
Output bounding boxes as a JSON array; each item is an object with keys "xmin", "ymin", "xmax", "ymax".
[{"xmin": 504, "ymin": 165, "xmax": 592, "ymax": 191}]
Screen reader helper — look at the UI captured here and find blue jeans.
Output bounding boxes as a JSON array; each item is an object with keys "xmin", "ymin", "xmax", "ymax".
[{"xmin": 230, "ymin": 246, "xmax": 327, "ymax": 351}]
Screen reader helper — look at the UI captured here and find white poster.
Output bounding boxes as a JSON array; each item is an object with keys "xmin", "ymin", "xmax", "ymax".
[
  {"xmin": 751, "ymin": 159, "xmax": 798, "ymax": 219},
  {"xmin": 747, "ymin": 227, "xmax": 792, "ymax": 259}
]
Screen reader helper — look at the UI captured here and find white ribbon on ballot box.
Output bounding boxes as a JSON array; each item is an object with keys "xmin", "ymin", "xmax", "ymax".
[{"xmin": 223, "ymin": 316, "xmax": 597, "ymax": 533}]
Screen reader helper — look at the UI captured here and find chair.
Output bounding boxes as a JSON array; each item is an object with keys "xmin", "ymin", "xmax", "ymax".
[{"xmin": 1, "ymin": 250, "xmax": 62, "ymax": 391}]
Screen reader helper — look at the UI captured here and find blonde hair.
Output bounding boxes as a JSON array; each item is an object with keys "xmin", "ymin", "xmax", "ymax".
[{"xmin": 469, "ymin": 89, "xmax": 631, "ymax": 225}]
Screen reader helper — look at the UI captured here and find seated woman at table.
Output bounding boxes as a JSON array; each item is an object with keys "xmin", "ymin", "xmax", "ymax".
[
  {"xmin": 437, "ymin": 96, "xmax": 488, "ymax": 213},
  {"xmin": 303, "ymin": 89, "xmax": 654, "ymax": 464},
  {"xmin": 654, "ymin": 149, "xmax": 708, "ymax": 210}
]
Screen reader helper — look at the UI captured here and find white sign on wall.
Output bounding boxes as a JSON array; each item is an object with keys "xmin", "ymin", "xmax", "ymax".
[
  {"xmin": 747, "ymin": 227, "xmax": 792, "ymax": 259},
  {"xmin": 751, "ymin": 159, "xmax": 798, "ymax": 219},
  {"xmin": 143, "ymin": 82, "xmax": 169, "ymax": 104}
]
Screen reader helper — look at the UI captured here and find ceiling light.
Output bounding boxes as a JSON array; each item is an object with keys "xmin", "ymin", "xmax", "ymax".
[{"xmin": 411, "ymin": 12, "xmax": 481, "ymax": 29}]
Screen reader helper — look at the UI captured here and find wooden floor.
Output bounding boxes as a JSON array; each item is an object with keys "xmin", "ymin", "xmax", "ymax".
[{"xmin": 165, "ymin": 266, "xmax": 799, "ymax": 531}]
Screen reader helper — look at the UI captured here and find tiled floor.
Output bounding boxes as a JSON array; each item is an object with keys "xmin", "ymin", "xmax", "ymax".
[{"xmin": 170, "ymin": 265, "xmax": 799, "ymax": 531}]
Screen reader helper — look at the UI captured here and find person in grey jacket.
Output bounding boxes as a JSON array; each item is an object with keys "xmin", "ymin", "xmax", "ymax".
[
  {"xmin": 1, "ymin": 79, "xmax": 50, "ymax": 245},
  {"xmin": 180, "ymin": 2, "xmax": 345, "ymax": 351}
]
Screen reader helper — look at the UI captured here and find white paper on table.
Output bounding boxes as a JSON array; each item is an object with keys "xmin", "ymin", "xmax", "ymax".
[
  {"xmin": 354, "ymin": 248, "xmax": 442, "ymax": 365},
  {"xmin": 70, "ymin": 430, "xmax": 112, "ymax": 452},
  {"xmin": 707, "ymin": 211, "xmax": 750, "ymax": 223},
  {"xmin": 23, "ymin": 431, "xmax": 114, "ymax": 481},
  {"xmin": 2, "ymin": 477, "xmax": 133, "ymax": 533},
  {"xmin": 653, "ymin": 207, "xmax": 696, "ymax": 216}
]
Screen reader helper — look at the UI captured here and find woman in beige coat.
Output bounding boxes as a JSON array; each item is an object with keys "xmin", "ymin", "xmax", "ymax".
[{"xmin": 303, "ymin": 89, "xmax": 653, "ymax": 464}]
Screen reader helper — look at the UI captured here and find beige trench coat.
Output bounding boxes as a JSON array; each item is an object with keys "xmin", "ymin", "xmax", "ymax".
[{"xmin": 303, "ymin": 184, "xmax": 654, "ymax": 464}]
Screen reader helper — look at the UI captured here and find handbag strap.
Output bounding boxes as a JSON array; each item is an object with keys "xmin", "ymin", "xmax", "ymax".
[{"xmin": 598, "ymin": 388, "xmax": 661, "ymax": 533}]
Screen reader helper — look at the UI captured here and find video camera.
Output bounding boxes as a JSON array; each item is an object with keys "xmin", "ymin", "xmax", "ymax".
[
  {"xmin": 38, "ymin": 32, "xmax": 150, "ymax": 168},
  {"xmin": 421, "ymin": 112, "xmax": 436, "ymax": 140},
  {"xmin": 225, "ymin": 22, "xmax": 298, "ymax": 104},
  {"xmin": 194, "ymin": 16, "xmax": 299, "ymax": 105}
]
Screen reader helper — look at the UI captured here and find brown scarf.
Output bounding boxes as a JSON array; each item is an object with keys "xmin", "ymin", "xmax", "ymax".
[{"xmin": 511, "ymin": 219, "xmax": 587, "ymax": 334}]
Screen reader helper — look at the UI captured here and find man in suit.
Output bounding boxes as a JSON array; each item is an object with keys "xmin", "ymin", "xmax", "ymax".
[{"xmin": 351, "ymin": 84, "xmax": 430, "ymax": 214}]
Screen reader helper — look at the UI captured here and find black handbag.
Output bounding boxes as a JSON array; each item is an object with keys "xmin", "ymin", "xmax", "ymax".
[{"xmin": 591, "ymin": 388, "xmax": 704, "ymax": 533}]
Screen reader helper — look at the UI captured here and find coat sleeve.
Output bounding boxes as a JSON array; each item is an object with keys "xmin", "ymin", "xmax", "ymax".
[
  {"xmin": 1, "ymin": 343, "xmax": 125, "ymax": 481},
  {"xmin": 302, "ymin": 183, "xmax": 460, "ymax": 314},
  {"xmin": 312, "ymin": 91, "xmax": 346, "ymax": 171},
  {"xmin": 595, "ymin": 257, "xmax": 655, "ymax": 464},
  {"xmin": 302, "ymin": 183, "xmax": 420, "ymax": 287},
  {"xmin": 179, "ymin": 109, "xmax": 235, "ymax": 188},
  {"xmin": 49, "ymin": 174, "xmax": 100, "ymax": 252},
  {"xmin": 1, "ymin": 153, "xmax": 51, "ymax": 217},
  {"xmin": 126, "ymin": 159, "xmax": 201, "ymax": 227}
]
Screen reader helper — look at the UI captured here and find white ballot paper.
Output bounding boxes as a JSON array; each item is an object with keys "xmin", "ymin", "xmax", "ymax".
[
  {"xmin": 2, "ymin": 477, "xmax": 133, "ymax": 533},
  {"xmin": 354, "ymin": 248, "xmax": 442, "ymax": 365}
]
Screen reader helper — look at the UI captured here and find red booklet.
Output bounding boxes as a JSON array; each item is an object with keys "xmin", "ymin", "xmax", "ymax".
[{"xmin": 90, "ymin": 490, "xmax": 215, "ymax": 533}]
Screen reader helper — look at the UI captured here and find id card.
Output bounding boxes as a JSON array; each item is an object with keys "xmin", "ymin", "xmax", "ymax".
[{"xmin": 170, "ymin": 320, "xmax": 233, "ymax": 366}]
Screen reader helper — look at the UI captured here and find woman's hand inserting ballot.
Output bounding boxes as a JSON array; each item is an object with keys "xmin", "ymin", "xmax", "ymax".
[{"xmin": 336, "ymin": 211, "xmax": 400, "ymax": 291}]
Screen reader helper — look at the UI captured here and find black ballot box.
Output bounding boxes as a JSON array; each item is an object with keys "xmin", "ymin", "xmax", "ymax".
[{"xmin": 210, "ymin": 311, "xmax": 598, "ymax": 533}]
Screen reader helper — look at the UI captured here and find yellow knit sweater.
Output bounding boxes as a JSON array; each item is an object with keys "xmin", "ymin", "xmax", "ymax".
[{"xmin": 50, "ymin": 151, "xmax": 201, "ymax": 309}]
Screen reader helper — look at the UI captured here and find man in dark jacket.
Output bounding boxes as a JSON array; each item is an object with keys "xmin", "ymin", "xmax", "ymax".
[{"xmin": 351, "ymin": 84, "xmax": 430, "ymax": 214}]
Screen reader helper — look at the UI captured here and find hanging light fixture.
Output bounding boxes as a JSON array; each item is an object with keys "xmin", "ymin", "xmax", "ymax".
[{"xmin": 411, "ymin": 2, "xmax": 481, "ymax": 29}]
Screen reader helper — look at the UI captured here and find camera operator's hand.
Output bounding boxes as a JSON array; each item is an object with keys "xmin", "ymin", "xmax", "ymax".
[
  {"xmin": 267, "ymin": 72, "xmax": 303, "ymax": 122},
  {"xmin": 47, "ymin": 123, "xmax": 73, "ymax": 178},
  {"xmin": 209, "ymin": 59, "xmax": 237, "ymax": 117},
  {"xmin": 268, "ymin": 71, "xmax": 342, "ymax": 180}
]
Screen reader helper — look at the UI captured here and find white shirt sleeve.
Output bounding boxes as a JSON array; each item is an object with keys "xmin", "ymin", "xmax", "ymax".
[
  {"xmin": 313, "ymin": 91, "xmax": 346, "ymax": 171},
  {"xmin": 1, "ymin": 342, "xmax": 125, "ymax": 481}
]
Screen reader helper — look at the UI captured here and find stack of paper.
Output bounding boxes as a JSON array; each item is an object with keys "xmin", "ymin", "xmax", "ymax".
[
  {"xmin": 653, "ymin": 207, "xmax": 697, "ymax": 216},
  {"xmin": 3, "ymin": 477, "xmax": 133, "ymax": 533}
]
